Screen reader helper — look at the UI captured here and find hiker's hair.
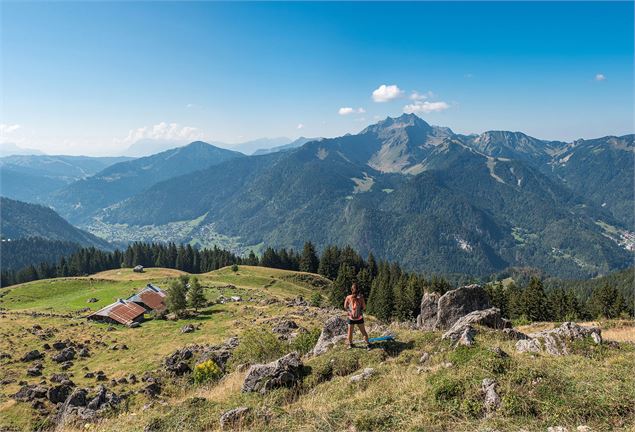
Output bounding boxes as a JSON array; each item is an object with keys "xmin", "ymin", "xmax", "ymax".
[{"xmin": 351, "ymin": 282, "xmax": 358, "ymax": 294}]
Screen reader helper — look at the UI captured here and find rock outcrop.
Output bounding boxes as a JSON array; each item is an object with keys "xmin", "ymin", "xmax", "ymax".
[
  {"xmin": 416, "ymin": 292, "xmax": 441, "ymax": 330},
  {"xmin": 242, "ymin": 352, "xmax": 303, "ymax": 394},
  {"xmin": 312, "ymin": 316, "xmax": 348, "ymax": 356},
  {"xmin": 516, "ymin": 322, "xmax": 602, "ymax": 355},
  {"xmin": 434, "ymin": 285, "xmax": 491, "ymax": 330},
  {"xmin": 417, "ymin": 285, "xmax": 491, "ymax": 331}
]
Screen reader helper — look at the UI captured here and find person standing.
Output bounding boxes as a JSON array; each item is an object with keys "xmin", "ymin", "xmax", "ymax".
[{"xmin": 344, "ymin": 283, "xmax": 370, "ymax": 349}]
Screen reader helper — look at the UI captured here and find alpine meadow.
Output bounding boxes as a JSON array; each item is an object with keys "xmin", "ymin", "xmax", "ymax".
[{"xmin": 1, "ymin": 2, "xmax": 634, "ymax": 432}]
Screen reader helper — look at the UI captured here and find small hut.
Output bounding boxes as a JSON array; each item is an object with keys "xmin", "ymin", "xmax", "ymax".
[{"xmin": 87, "ymin": 299, "xmax": 146, "ymax": 326}]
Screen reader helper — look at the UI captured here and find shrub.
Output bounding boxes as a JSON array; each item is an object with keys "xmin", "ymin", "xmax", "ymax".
[
  {"xmin": 310, "ymin": 292, "xmax": 323, "ymax": 307},
  {"xmin": 231, "ymin": 264, "xmax": 239, "ymax": 272},
  {"xmin": 192, "ymin": 360, "xmax": 222, "ymax": 384},
  {"xmin": 231, "ymin": 328, "xmax": 286, "ymax": 365},
  {"xmin": 289, "ymin": 328, "xmax": 321, "ymax": 355}
]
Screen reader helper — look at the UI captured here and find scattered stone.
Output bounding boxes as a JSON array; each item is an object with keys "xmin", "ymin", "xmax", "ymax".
[
  {"xmin": 127, "ymin": 374, "xmax": 138, "ymax": 384},
  {"xmin": 576, "ymin": 427, "xmax": 592, "ymax": 432},
  {"xmin": 42, "ymin": 343, "xmax": 51, "ymax": 350},
  {"xmin": 181, "ymin": 324, "xmax": 195, "ymax": 334},
  {"xmin": 350, "ymin": 368, "xmax": 375, "ymax": 383},
  {"xmin": 128, "ymin": 322, "xmax": 141, "ymax": 328},
  {"xmin": 13, "ymin": 384, "xmax": 48, "ymax": 402},
  {"xmin": 490, "ymin": 347, "xmax": 509, "ymax": 358},
  {"xmin": 547, "ymin": 428, "xmax": 569, "ymax": 432},
  {"xmin": 52, "ymin": 347, "xmax": 76, "ymax": 363},
  {"xmin": 419, "ymin": 352, "xmax": 430, "ymax": 364},
  {"xmin": 50, "ymin": 373, "xmax": 70, "ymax": 383},
  {"xmin": 52, "ymin": 341, "xmax": 67, "ymax": 350},
  {"xmin": 312, "ymin": 316, "xmax": 347, "ymax": 356},
  {"xmin": 21, "ymin": 350, "xmax": 43, "ymax": 362},
  {"xmin": 95, "ymin": 371, "xmax": 107, "ymax": 382},
  {"xmin": 79, "ymin": 347, "xmax": 90, "ymax": 358},
  {"xmin": 141, "ymin": 382, "xmax": 161, "ymax": 398},
  {"xmin": 516, "ymin": 322, "xmax": 602, "ymax": 356},
  {"xmin": 84, "ymin": 372, "xmax": 95, "ymax": 379},
  {"xmin": 458, "ymin": 326, "xmax": 477, "ymax": 347},
  {"xmin": 87, "ymin": 298, "xmax": 99, "ymax": 303},
  {"xmin": 47, "ymin": 383, "xmax": 73, "ymax": 404},
  {"xmin": 482, "ymin": 378, "xmax": 501, "ymax": 416},
  {"xmin": 26, "ymin": 366, "xmax": 43, "ymax": 377},
  {"xmin": 219, "ymin": 406, "xmax": 250, "ymax": 430},
  {"xmin": 242, "ymin": 352, "xmax": 303, "ymax": 394},
  {"xmin": 0, "ymin": 352, "xmax": 12, "ymax": 360},
  {"xmin": 164, "ymin": 348, "xmax": 193, "ymax": 375}
]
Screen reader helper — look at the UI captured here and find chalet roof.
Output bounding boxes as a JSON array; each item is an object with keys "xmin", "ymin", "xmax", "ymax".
[
  {"xmin": 127, "ymin": 284, "xmax": 167, "ymax": 311},
  {"xmin": 88, "ymin": 299, "xmax": 146, "ymax": 325}
]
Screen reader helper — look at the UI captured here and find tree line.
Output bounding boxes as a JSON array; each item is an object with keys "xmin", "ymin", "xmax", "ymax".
[{"xmin": 1, "ymin": 240, "xmax": 631, "ymax": 323}]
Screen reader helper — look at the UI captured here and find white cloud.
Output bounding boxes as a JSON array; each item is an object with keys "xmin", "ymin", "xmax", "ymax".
[
  {"xmin": 403, "ymin": 100, "xmax": 450, "ymax": 114},
  {"xmin": 338, "ymin": 107, "xmax": 366, "ymax": 115},
  {"xmin": 595, "ymin": 73, "xmax": 606, "ymax": 81},
  {"xmin": 0, "ymin": 124, "xmax": 21, "ymax": 134},
  {"xmin": 0, "ymin": 124, "xmax": 22, "ymax": 143},
  {"xmin": 409, "ymin": 91, "xmax": 433, "ymax": 101},
  {"xmin": 372, "ymin": 84, "xmax": 404, "ymax": 102},
  {"xmin": 119, "ymin": 122, "xmax": 205, "ymax": 145},
  {"xmin": 297, "ymin": 123, "xmax": 304, "ymax": 129}
]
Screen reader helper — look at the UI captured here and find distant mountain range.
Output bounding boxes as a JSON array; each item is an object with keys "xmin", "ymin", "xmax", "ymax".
[
  {"xmin": 1, "ymin": 114, "xmax": 632, "ymax": 278},
  {"xmin": 252, "ymin": 137, "xmax": 323, "ymax": 156},
  {"xmin": 0, "ymin": 154, "xmax": 132, "ymax": 204},
  {"xmin": 48, "ymin": 141, "xmax": 243, "ymax": 223},
  {"xmin": 0, "ymin": 197, "xmax": 110, "ymax": 249},
  {"xmin": 0, "ymin": 142, "xmax": 45, "ymax": 156}
]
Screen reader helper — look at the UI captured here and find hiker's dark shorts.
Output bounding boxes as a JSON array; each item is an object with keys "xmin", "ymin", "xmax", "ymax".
[{"xmin": 348, "ymin": 318, "xmax": 364, "ymax": 325}]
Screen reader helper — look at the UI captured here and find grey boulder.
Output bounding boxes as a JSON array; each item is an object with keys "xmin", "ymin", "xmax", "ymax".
[
  {"xmin": 242, "ymin": 352, "xmax": 303, "ymax": 394},
  {"xmin": 312, "ymin": 316, "xmax": 348, "ymax": 356}
]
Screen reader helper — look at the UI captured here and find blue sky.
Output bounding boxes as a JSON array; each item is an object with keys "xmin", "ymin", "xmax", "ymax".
[{"xmin": 1, "ymin": 1, "xmax": 633, "ymax": 155}]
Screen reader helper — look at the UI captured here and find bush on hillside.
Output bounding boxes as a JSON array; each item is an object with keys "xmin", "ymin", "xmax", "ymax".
[{"xmin": 192, "ymin": 360, "xmax": 222, "ymax": 384}]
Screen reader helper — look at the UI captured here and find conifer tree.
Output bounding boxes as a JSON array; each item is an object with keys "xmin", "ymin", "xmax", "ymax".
[
  {"xmin": 187, "ymin": 276, "xmax": 206, "ymax": 311},
  {"xmin": 367, "ymin": 261, "xmax": 393, "ymax": 322},
  {"xmin": 299, "ymin": 242, "xmax": 319, "ymax": 273},
  {"xmin": 522, "ymin": 277, "xmax": 551, "ymax": 321},
  {"xmin": 356, "ymin": 267, "xmax": 372, "ymax": 299},
  {"xmin": 167, "ymin": 278, "xmax": 188, "ymax": 317},
  {"xmin": 331, "ymin": 263, "xmax": 356, "ymax": 307}
]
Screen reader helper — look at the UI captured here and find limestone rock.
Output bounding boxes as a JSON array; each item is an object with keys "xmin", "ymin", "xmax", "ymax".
[
  {"xmin": 482, "ymin": 378, "xmax": 501, "ymax": 416},
  {"xmin": 516, "ymin": 322, "xmax": 602, "ymax": 355},
  {"xmin": 434, "ymin": 284, "xmax": 491, "ymax": 330},
  {"xmin": 350, "ymin": 368, "xmax": 375, "ymax": 383},
  {"xmin": 312, "ymin": 316, "xmax": 348, "ymax": 356},
  {"xmin": 242, "ymin": 352, "xmax": 303, "ymax": 394},
  {"xmin": 416, "ymin": 292, "xmax": 441, "ymax": 330},
  {"xmin": 219, "ymin": 406, "xmax": 250, "ymax": 430}
]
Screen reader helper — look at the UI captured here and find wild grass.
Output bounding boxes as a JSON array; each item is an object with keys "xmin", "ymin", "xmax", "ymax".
[{"xmin": 1, "ymin": 268, "xmax": 634, "ymax": 431}]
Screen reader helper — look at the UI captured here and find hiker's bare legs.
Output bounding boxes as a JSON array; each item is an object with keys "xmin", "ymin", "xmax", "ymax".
[
  {"xmin": 358, "ymin": 323, "xmax": 369, "ymax": 344},
  {"xmin": 347, "ymin": 324, "xmax": 354, "ymax": 347}
]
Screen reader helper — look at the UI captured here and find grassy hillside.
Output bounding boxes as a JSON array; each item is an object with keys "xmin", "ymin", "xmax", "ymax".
[{"xmin": 0, "ymin": 267, "xmax": 633, "ymax": 431}]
